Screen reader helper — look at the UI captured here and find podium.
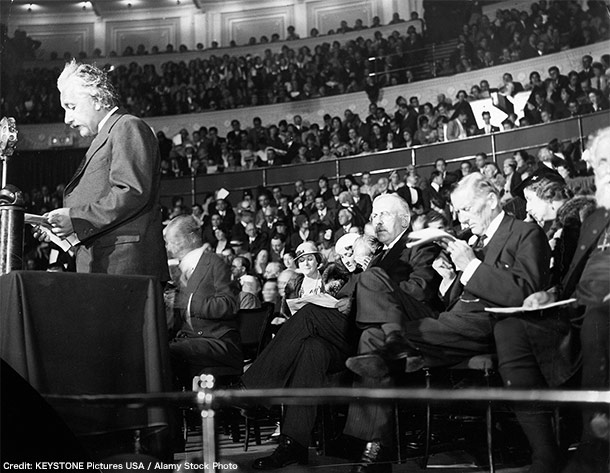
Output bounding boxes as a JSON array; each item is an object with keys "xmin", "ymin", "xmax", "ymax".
[{"xmin": 0, "ymin": 271, "xmax": 172, "ymax": 460}]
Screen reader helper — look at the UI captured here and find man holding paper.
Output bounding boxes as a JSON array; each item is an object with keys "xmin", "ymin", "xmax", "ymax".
[
  {"xmin": 348, "ymin": 174, "xmax": 564, "ymax": 473},
  {"xmin": 33, "ymin": 60, "xmax": 168, "ymax": 280}
]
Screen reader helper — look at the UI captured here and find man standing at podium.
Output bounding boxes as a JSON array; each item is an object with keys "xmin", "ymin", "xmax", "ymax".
[{"xmin": 33, "ymin": 60, "xmax": 168, "ymax": 281}]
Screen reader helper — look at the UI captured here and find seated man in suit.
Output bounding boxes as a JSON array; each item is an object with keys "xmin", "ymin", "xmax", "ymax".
[
  {"xmin": 350, "ymin": 182, "xmax": 373, "ymax": 221},
  {"xmin": 424, "ymin": 170, "xmax": 450, "ymax": 215},
  {"xmin": 164, "ymin": 215, "xmax": 242, "ymax": 389},
  {"xmin": 242, "ymin": 234, "xmax": 372, "ymax": 469},
  {"xmin": 340, "ymin": 194, "xmax": 442, "ymax": 471},
  {"xmin": 477, "ymin": 110, "xmax": 500, "ymax": 134},
  {"xmin": 246, "ymin": 222, "xmax": 270, "ymax": 256},
  {"xmin": 445, "ymin": 111, "xmax": 469, "ymax": 141},
  {"xmin": 333, "ymin": 208, "xmax": 356, "ymax": 243},
  {"xmin": 310, "ymin": 195, "xmax": 337, "ymax": 235},
  {"xmin": 397, "ymin": 170, "xmax": 425, "ymax": 215},
  {"xmin": 348, "ymin": 173, "xmax": 557, "ymax": 473},
  {"xmin": 242, "ymin": 194, "xmax": 440, "ymax": 470}
]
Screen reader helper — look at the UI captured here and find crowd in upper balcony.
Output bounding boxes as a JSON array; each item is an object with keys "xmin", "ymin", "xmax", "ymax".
[
  {"xmin": 151, "ymin": 52, "xmax": 608, "ymax": 179},
  {"xmin": 1, "ymin": 1, "xmax": 609, "ymax": 126}
]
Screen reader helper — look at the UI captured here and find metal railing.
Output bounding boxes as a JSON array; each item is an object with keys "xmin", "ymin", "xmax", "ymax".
[
  {"xmin": 159, "ymin": 110, "xmax": 610, "ymax": 208},
  {"xmin": 45, "ymin": 383, "xmax": 610, "ymax": 472}
]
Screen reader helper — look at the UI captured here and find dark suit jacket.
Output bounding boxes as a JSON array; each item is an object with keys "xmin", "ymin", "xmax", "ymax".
[
  {"xmin": 397, "ymin": 186, "xmax": 424, "ymax": 213},
  {"xmin": 202, "ymin": 225, "xmax": 220, "ymax": 248},
  {"xmin": 310, "ymin": 208, "xmax": 337, "ymax": 229},
  {"xmin": 176, "ymin": 252, "xmax": 239, "ymax": 340},
  {"xmin": 448, "ymin": 215, "xmax": 550, "ymax": 311},
  {"xmin": 64, "ymin": 110, "xmax": 169, "ymax": 281},
  {"xmin": 230, "ymin": 222, "xmax": 248, "ymax": 244},
  {"xmin": 422, "ymin": 184, "xmax": 448, "ymax": 213},
  {"xmin": 247, "ymin": 233, "xmax": 270, "ymax": 256},
  {"xmin": 356, "ymin": 230, "xmax": 442, "ymax": 325},
  {"xmin": 446, "ymin": 214, "xmax": 575, "ymax": 386},
  {"xmin": 353, "ymin": 194, "xmax": 372, "ymax": 221},
  {"xmin": 289, "ymin": 231, "xmax": 313, "ymax": 250},
  {"xmin": 477, "ymin": 125, "xmax": 500, "ymax": 134},
  {"xmin": 562, "ymin": 208, "xmax": 610, "ymax": 298}
]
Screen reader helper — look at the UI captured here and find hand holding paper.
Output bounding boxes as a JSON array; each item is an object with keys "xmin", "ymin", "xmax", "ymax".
[
  {"xmin": 47, "ymin": 208, "xmax": 74, "ymax": 238},
  {"xmin": 26, "ymin": 212, "xmax": 78, "ymax": 252},
  {"xmin": 406, "ymin": 228, "xmax": 456, "ymax": 248},
  {"xmin": 485, "ymin": 298, "xmax": 577, "ymax": 314}
]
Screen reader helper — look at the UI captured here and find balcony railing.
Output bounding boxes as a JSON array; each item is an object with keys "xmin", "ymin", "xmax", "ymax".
[{"xmin": 159, "ymin": 110, "xmax": 610, "ymax": 207}]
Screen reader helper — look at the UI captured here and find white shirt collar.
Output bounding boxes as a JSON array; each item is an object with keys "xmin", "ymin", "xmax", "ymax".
[
  {"xmin": 98, "ymin": 106, "xmax": 119, "ymax": 133},
  {"xmin": 178, "ymin": 246, "xmax": 204, "ymax": 282},
  {"xmin": 384, "ymin": 229, "xmax": 408, "ymax": 250},
  {"xmin": 481, "ymin": 210, "xmax": 504, "ymax": 246}
]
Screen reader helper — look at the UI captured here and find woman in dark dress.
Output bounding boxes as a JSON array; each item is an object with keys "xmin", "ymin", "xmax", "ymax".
[{"xmin": 523, "ymin": 177, "xmax": 596, "ymax": 285}]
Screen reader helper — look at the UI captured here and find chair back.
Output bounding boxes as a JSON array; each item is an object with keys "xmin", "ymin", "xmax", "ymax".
[{"xmin": 236, "ymin": 302, "xmax": 275, "ymax": 362}]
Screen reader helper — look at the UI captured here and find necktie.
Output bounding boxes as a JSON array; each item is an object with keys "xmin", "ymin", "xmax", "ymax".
[{"xmin": 473, "ymin": 234, "xmax": 487, "ymax": 259}]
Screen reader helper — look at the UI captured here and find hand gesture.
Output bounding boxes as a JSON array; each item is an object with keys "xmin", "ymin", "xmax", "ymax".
[
  {"xmin": 335, "ymin": 297, "xmax": 353, "ymax": 314},
  {"xmin": 522, "ymin": 290, "xmax": 557, "ymax": 309},
  {"xmin": 47, "ymin": 208, "xmax": 74, "ymax": 238},
  {"xmin": 447, "ymin": 239, "xmax": 477, "ymax": 272}
]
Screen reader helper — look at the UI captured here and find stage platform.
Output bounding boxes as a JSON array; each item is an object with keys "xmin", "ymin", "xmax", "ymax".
[{"xmin": 176, "ymin": 423, "xmax": 532, "ymax": 473}]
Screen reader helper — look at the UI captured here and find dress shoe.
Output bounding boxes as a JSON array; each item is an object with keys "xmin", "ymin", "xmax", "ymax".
[
  {"xmin": 350, "ymin": 440, "xmax": 391, "ymax": 473},
  {"xmin": 252, "ymin": 435, "xmax": 308, "ymax": 469},
  {"xmin": 377, "ymin": 331, "xmax": 415, "ymax": 360},
  {"xmin": 346, "ymin": 353, "xmax": 425, "ymax": 378},
  {"xmin": 346, "ymin": 354, "xmax": 389, "ymax": 378}
]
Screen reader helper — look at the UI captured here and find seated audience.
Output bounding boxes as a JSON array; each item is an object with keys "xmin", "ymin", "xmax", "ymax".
[
  {"xmin": 523, "ymin": 126, "xmax": 610, "ymax": 473},
  {"xmin": 164, "ymin": 215, "xmax": 241, "ymax": 388},
  {"xmin": 242, "ymin": 233, "xmax": 379, "ymax": 469},
  {"xmin": 346, "ymin": 173, "xmax": 558, "ymax": 472}
]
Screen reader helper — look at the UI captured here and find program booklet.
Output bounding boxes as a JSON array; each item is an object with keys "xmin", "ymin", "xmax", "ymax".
[
  {"xmin": 406, "ymin": 228, "xmax": 456, "ymax": 248},
  {"xmin": 24, "ymin": 213, "xmax": 79, "ymax": 252}
]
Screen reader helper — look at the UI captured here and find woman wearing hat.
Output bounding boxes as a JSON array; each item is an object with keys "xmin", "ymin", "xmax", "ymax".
[
  {"xmin": 293, "ymin": 241, "xmax": 324, "ymax": 297},
  {"xmin": 276, "ymin": 242, "xmax": 324, "ymax": 320}
]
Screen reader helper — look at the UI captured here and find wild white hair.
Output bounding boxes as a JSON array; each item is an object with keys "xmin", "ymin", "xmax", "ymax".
[{"xmin": 57, "ymin": 59, "xmax": 119, "ymax": 109}]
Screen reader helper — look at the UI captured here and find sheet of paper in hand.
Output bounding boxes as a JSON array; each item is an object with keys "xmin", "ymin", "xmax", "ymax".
[
  {"xmin": 286, "ymin": 293, "xmax": 339, "ymax": 314},
  {"xmin": 485, "ymin": 298, "xmax": 578, "ymax": 314},
  {"xmin": 24, "ymin": 213, "xmax": 78, "ymax": 252},
  {"xmin": 406, "ymin": 228, "xmax": 456, "ymax": 248}
]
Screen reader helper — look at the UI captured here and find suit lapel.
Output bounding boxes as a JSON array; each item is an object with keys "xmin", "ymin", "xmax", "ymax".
[
  {"xmin": 483, "ymin": 214, "xmax": 512, "ymax": 264},
  {"xmin": 186, "ymin": 251, "xmax": 211, "ymax": 295},
  {"xmin": 563, "ymin": 208, "xmax": 610, "ymax": 290},
  {"xmin": 372, "ymin": 231, "xmax": 410, "ymax": 272},
  {"xmin": 65, "ymin": 111, "xmax": 123, "ymax": 193}
]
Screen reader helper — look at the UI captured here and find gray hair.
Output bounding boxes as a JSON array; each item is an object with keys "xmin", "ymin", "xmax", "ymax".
[
  {"xmin": 373, "ymin": 193, "xmax": 412, "ymax": 220},
  {"xmin": 452, "ymin": 172, "xmax": 500, "ymax": 200},
  {"xmin": 164, "ymin": 215, "xmax": 202, "ymax": 251},
  {"xmin": 57, "ymin": 59, "xmax": 119, "ymax": 109}
]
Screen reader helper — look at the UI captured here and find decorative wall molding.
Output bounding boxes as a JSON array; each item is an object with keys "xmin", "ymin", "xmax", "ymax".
[
  {"xmin": 221, "ymin": 6, "xmax": 291, "ymax": 45},
  {"xmin": 308, "ymin": 0, "xmax": 372, "ymax": 35},
  {"xmin": 22, "ymin": 23, "xmax": 95, "ymax": 59},
  {"xmin": 106, "ymin": 18, "xmax": 180, "ymax": 55}
]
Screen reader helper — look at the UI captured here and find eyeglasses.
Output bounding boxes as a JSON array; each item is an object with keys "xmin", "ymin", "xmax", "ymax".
[{"xmin": 370, "ymin": 210, "xmax": 393, "ymax": 222}]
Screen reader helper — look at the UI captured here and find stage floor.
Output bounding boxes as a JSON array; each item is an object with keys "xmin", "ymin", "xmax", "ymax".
[{"xmin": 176, "ymin": 423, "xmax": 531, "ymax": 473}]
